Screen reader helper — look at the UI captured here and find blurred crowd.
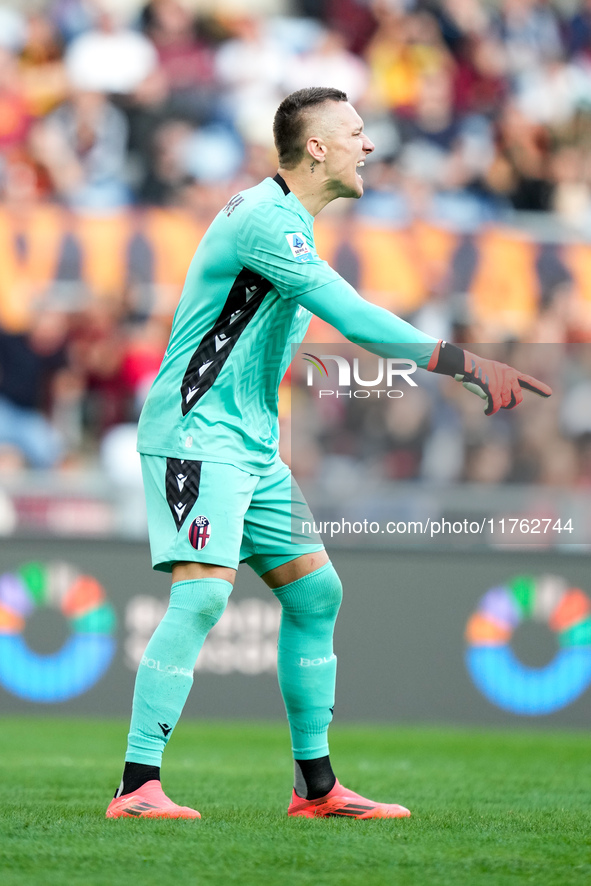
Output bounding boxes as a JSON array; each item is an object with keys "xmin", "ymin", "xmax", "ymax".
[
  {"xmin": 1, "ymin": 0, "xmax": 591, "ymax": 491},
  {"xmin": 3, "ymin": 0, "xmax": 591, "ymax": 221}
]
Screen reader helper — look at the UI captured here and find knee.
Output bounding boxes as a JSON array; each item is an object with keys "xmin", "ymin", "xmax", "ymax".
[
  {"xmin": 170, "ymin": 578, "xmax": 231, "ymax": 627},
  {"xmin": 315, "ymin": 565, "xmax": 343, "ymax": 616},
  {"xmin": 198, "ymin": 584, "xmax": 230, "ymax": 624},
  {"xmin": 274, "ymin": 562, "xmax": 343, "ymax": 618}
]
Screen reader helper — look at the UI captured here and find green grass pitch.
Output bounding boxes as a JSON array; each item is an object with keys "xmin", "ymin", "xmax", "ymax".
[{"xmin": 0, "ymin": 718, "xmax": 589, "ymax": 886}]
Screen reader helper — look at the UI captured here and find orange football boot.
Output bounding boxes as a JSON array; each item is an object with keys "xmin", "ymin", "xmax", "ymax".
[
  {"xmin": 287, "ymin": 779, "xmax": 411, "ymax": 819},
  {"xmin": 106, "ymin": 780, "xmax": 201, "ymax": 819}
]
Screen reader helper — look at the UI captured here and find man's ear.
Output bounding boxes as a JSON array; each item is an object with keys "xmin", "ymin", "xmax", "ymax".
[{"xmin": 306, "ymin": 137, "xmax": 326, "ymax": 164}]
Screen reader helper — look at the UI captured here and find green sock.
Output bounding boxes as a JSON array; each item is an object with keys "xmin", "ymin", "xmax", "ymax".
[
  {"xmin": 273, "ymin": 562, "xmax": 342, "ymax": 760},
  {"xmin": 125, "ymin": 578, "xmax": 232, "ymax": 766}
]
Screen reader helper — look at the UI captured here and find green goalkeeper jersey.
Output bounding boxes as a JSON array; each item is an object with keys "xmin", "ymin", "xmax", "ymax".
[{"xmin": 137, "ymin": 174, "xmax": 438, "ymax": 474}]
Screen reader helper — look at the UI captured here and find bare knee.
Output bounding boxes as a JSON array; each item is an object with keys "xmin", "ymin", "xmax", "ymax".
[{"xmin": 172, "ymin": 561, "xmax": 236, "ymax": 586}]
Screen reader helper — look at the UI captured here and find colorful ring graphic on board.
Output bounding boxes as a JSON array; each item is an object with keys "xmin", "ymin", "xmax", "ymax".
[
  {"xmin": 465, "ymin": 574, "xmax": 591, "ymax": 715},
  {"xmin": 0, "ymin": 561, "xmax": 117, "ymax": 703}
]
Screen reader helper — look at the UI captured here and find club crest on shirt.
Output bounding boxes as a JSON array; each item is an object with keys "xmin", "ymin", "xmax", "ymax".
[
  {"xmin": 188, "ymin": 515, "xmax": 211, "ymax": 550},
  {"xmin": 286, "ymin": 232, "xmax": 312, "ymax": 262}
]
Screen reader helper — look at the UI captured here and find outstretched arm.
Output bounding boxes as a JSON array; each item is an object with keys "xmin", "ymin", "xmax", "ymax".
[
  {"xmin": 236, "ymin": 201, "xmax": 552, "ymax": 413},
  {"xmin": 297, "ymin": 279, "xmax": 552, "ymax": 414},
  {"xmin": 296, "ymin": 277, "xmax": 438, "ymax": 367}
]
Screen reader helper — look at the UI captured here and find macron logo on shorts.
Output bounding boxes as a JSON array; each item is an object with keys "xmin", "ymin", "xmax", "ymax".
[
  {"xmin": 286, "ymin": 233, "xmax": 312, "ymax": 263},
  {"xmin": 188, "ymin": 515, "xmax": 211, "ymax": 550}
]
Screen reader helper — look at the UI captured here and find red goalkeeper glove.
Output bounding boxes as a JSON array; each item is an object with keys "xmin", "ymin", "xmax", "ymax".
[{"xmin": 427, "ymin": 341, "xmax": 552, "ymax": 416}]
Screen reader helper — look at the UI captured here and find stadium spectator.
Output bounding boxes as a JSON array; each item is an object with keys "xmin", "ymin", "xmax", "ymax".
[
  {"xmin": 567, "ymin": 0, "xmax": 591, "ymax": 60},
  {"xmin": 19, "ymin": 11, "xmax": 68, "ymax": 118},
  {"xmin": 395, "ymin": 66, "xmax": 496, "ymax": 224},
  {"xmin": 515, "ymin": 54, "xmax": 591, "ymax": 128},
  {"xmin": 283, "ymin": 27, "xmax": 370, "ymax": 105},
  {"xmin": 0, "ymin": 5, "xmax": 27, "ymax": 54},
  {"xmin": 134, "ymin": 117, "xmax": 193, "ymax": 206},
  {"xmin": 49, "ymin": 0, "xmax": 97, "ymax": 45},
  {"xmin": 492, "ymin": 0, "xmax": 564, "ymax": 77},
  {"xmin": 141, "ymin": 0, "xmax": 219, "ymax": 123},
  {"xmin": 293, "ymin": 0, "xmax": 377, "ymax": 56},
  {"xmin": 485, "ymin": 99, "xmax": 553, "ymax": 211},
  {"xmin": 215, "ymin": 15, "xmax": 295, "ymax": 142},
  {"xmin": 432, "ymin": 0, "xmax": 493, "ymax": 54},
  {"xmin": 0, "ymin": 47, "xmax": 32, "ymax": 157},
  {"xmin": 0, "ymin": 308, "xmax": 71, "ymax": 469},
  {"xmin": 64, "ymin": 3, "xmax": 158, "ymax": 96},
  {"xmin": 29, "ymin": 87, "xmax": 131, "ymax": 209},
  {"xmin": 549, "ymin": 145, "xmax": 591, "ymax": 230},
  {"xmin": 119, "ymin": 314, "xmax": 169, "ymax": 414},
  {"xmin": 67, "ymin": 299, "xmax": 131, "ymax": 433},
  {"xmin": 451, "ymin": 33, "xmax": 509, "ymax": 117},
  {"xmin": 365, "ymin": 5, "xmax": 452, "ymax": 113}
]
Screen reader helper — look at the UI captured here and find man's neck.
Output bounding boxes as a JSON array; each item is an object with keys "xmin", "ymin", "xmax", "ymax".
[{"xmin": 276, "ymin": 166, "xmax": 340, "ymax": 217}]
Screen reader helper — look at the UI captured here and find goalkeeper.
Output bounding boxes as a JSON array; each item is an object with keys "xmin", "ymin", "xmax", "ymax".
[{"xmin": 106, "ymin": 87, "xmax": 551, "ymax": 821}]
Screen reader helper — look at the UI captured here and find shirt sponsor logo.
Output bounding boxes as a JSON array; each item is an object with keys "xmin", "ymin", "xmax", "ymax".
[{"xmin": 286, "ymin": 232, "xmax": 312, "ymax": 262}]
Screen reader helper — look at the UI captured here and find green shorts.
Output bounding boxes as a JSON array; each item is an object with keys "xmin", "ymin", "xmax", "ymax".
[{"xmin": 140, "ymin": 455, "xmax": 324, "ymax": 576}]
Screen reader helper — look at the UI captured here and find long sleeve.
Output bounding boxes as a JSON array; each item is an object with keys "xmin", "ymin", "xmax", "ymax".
[{"xmin": 295, "ymin": 277, "xmax": 438, "ymax": 369}]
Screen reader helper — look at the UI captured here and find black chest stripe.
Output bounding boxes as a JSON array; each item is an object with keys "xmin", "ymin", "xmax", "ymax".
[{"xmin": 180, "ymin": 268, "xmax": 272, "ymax": 416}]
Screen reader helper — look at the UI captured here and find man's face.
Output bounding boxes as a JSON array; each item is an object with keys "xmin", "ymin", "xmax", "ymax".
[{"xmin": 311, "ymin": 101, "xmax": 375, "ymax": 198}]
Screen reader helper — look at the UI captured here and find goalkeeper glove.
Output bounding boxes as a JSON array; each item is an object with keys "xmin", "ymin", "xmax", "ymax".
[{"xmin": 427, "ymin": 341, "xmax": 552, "ymax": 416}]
